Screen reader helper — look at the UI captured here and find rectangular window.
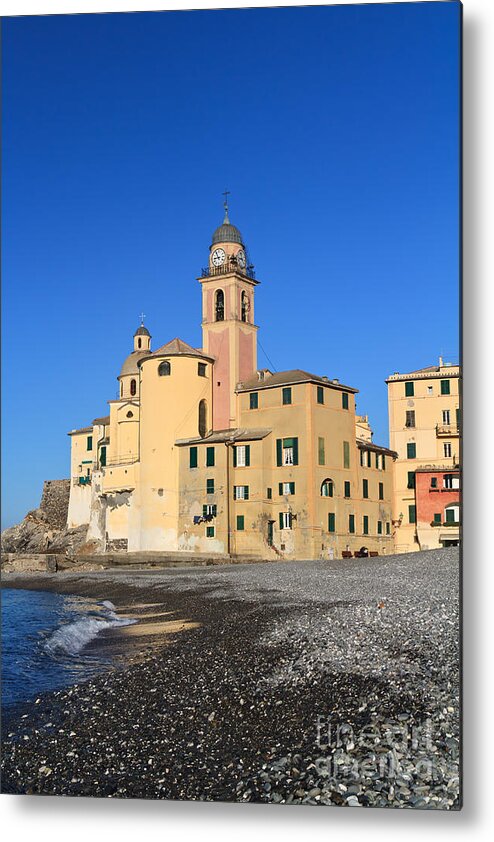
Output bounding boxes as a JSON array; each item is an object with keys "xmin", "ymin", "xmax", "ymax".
[
  {"xmin": 87, "ymin": 436, "xmax": 93, "ymax": 451},
  {"xmin": 343, "ymin": 440, "xmax": 350, "ymax": 469},
  {"xmin": 206, "ymin": 526, "xmax": 215, "ymax": 538},
  {"xmin": 317, "ymin": 385, "xmax": 324, "ymax": 404},
  {"xmin": 277, "ymin": 437, "xmax": 299, "ymax": 466},
  {"xmin": 379, "ymin": 482, "xmax": 384, "ymax": 500},
  {"xmin": 206, "ymin": 447, "xmax": 215, "ymax": 467},
  {"xmin": 407, "ymin": 443, "xmax": 416, "ymax": 459},
  {"xmin": 405, "ymin": 381, "xmax": 414, "ymax": 397},
  {"xmin": 456, "ymin": 407, "xmax": 461, "ymax": 428},
  {"xmin": 328, "ymin": 513, "xmax": 335, "ymax": 533},
  {"xmin": 444, "ymin": 443, "xmax": 452, "ymax": 458},
  {"xmin": 431, "ymin": 477, "xmax": 438, "ymax": 488},
  {"xmin": 407, "ymin": 471, "xmax": 415, "ymax": 489},
  {"xmin": 282, "ymin": 387, "xmax": 292, "ymax": 405},
  {"xmin": 279, "ymin": 512, "xmax": 292, "ymax": 530},
  {"xmin": 318, "ymin": 437, "xmax": 325, "ymax": 466},
  {"xmin": 361, "ymin": 450, "xmax": 371, "ymax": 468},
  {"xmin": 382, "ymin": 454, "xmax": 386, "ymax": 471},
  {"xmin": 405, "ymin": 410, "xmax": 416, "ymax": 428},
  {"xmin": 267, "ymin": 487, "xmax": 272, "ymax": 500},
  {"xmin": 349, "ymin": 514, "xmax": 355, "ymax": 534},
  {"xmin": 363, "ymin": 515, "xmax": 369, "ymax": 535},
  {"xmin": 441, "ymin": 379, "xmax": 451, "ymax": 395},
  {"xmin": 408, "ymin": 505, "xmax": 416, "ymax": 524},
  {"xmin": 234, "ymin": 444, "xmax": 250, "ymax": 467},
  {"xmin": 206, "ymin": 478, "xmax": 215, "ymax": 495},
  {"xmin": 249, "ymin": 392, "xmax": 258, "ymax": 409},
  {"xmin": 189, "ymin": 446, "xmax": 198, "ymax": 468},
  {"xmin": 279, "ymin": 482, "xmax": 295, "ymax": 496},
  {"xmin": 203, "ymin": 504, "xmax": 217, "ymax": 517},
  {"xmin": 198, "ymin": 362, "xmax": 207, "ymax": 377},
  {"xmin": 377, "ymin": 521, "xmax": 383, "ymax": 535},
  {"xmin": 236, "ymin": 515, "xmax": 245, "ymax": 531},
  {"xmin": 233, "ymin": 485, "xmax": 249, "ymax": 501},
  {"xmin": 446, "ymin": 508, "xmax": 456, "ymax": 524},
  {"xmin": 344, "ymin": 481, "xmax": 351, "ymax": 498},
  {"xmin": 99, "ymin": 446, "xmax": 106, "ymax": 467},
  {"xmin": 342, "ymin": 392, "xmax": 349, "ymax": 410},
  {"xmin": 363, "ymin": 479, "xmax": 369, "ymax": 499},
  {"xmin": 433, "ymin": 513, "xmax": 442, "ymax": 525},
  {"xmin": 386, "ymin": 522, "xmax": 391, "ymax": 535},
  {"xmin": 442, "ymin": 409, "xmax": 451, "ymax": 425}
]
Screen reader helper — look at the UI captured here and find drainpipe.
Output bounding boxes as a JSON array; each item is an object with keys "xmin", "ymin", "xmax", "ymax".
[{"xmin": 225, "ymin": 438, "xmax": 235, "ymax": 557}]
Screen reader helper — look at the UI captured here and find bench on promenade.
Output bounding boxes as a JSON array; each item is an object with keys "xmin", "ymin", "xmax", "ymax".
[{"xmin": 341, "ymin": 551, "xmax": 353, "ymax": 558}]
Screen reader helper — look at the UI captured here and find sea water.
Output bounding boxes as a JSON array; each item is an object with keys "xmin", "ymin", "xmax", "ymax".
[{"xmin": 1, "ymin": 588, "xmax": 135, "ymax": 709}]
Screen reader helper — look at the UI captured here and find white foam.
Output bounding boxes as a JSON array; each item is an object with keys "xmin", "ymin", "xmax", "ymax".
[{"xmin": 44, "ymin": 605, "xmax": 136, "ymax": 657}]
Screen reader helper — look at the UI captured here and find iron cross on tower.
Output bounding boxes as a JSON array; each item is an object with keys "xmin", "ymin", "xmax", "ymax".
[
  {"xmin": 222, "ymin": 189, "xmax": 230, "ymax": 221},
  {"xmin": 139, "ymin": 312, "xmax": 146, "ymax": 326}
]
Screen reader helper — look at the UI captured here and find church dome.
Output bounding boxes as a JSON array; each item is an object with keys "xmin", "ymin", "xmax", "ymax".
[
  {"xmin": 119, "ymin": 350, "xmax": 149, "ymax": 377},
  {"xmin": 134, "ymin": 325, "xmax": 150, "ymax": 337},
  {"xmin": 211, "ymin": 220, "xmax": 244, "ymax": 247}
]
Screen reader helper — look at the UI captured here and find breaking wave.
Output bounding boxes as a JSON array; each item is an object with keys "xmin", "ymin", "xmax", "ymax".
[{"xmin": 43, "ymin": 602, "xmax": 136, "ymax": 656}]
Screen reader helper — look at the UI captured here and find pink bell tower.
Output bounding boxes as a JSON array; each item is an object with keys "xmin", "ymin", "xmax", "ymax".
[{"xmin": 198, "ymin": 197, "xmax": 259, "ymax": 431}]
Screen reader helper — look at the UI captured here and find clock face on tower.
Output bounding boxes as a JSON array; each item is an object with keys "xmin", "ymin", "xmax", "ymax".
[
  {"xmin": 211, "ymin": 248, "xmax": 226, "ymax": 267},
  {"xmin": 236, "ymin": 249, "xmax": 246, "ymax": 269}
]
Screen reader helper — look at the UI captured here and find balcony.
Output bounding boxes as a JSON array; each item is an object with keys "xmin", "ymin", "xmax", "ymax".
[
  {"xmin": 436, "ymin": 424, "xmax": 460, "ymax": 438},
  {"xmin": 200, "ymin": 260, "xmax": 256, "ymax": 281},
  {"xmin": 73, "ymin": 476, "xmax": 91, "ymax": 486},
  {"xmin": 103, "ymin": 453, "xmax": 139, "ymax": 467}
]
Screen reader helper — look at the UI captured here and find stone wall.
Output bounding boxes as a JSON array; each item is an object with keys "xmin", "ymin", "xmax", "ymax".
[{"xmin": 40, "ymin": 479, "xmax": 71, "ymax": 530}]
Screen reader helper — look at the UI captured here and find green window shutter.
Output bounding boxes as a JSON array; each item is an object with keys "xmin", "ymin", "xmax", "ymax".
[
  {"xmin": 456, "ymin": 407, "xmax": 460, "ymax": 427},
  {"xmin": 245, "ymin": 445, "xmax": 251, "ymax": 466},
  {"xmin": 328, "ymin": 513, "xmax": 335, "ymax": 533},
  {"xmin": 318, "ymin": 437, "xmax": 325, "ymax": 466},
  {"xmin": 363, "ymin": 516, "xmax": 369, "ymax": 535},
  {"xmin": 342, "ymin": 392, "xmax": 349, "ymax": 410},
  {"xmin": 244, "ymin": 486, "xmax": 249, "ymax": 500},
  {"xmin": 349, "ymin": 514, "xmax": 355, "ymax": 534},
  {"xmin": 87, "ymin": 436, "xmax": 93, "ymax": 451},
  {"xmin": 237, "ymin": 515, "xmax": 245, "ymax": 531},
  {"xmin": 434, "ymin": 513, "xmax": 441, "ymax": 524},
  {"xmin": 206, "ymin": 478, "xmax": 214, "ymax": 494},
  {"xmin": 441, "ymin": 379, "xmax": 450, "ymax": 395},
  {"xmin": 446, "ymin": 508, "xmax": 455, "ymax": 523},
  {"xmin": 233, "ymin": 446, "xmax": 237, "ymax": 467},
  {"xmin": 212, "ymin": 505, "xmax": 217, "ymax": 517},
  {"xmin": 206, "ymin": 447, "xmax": 215, "ymax": 467},
  {"xmin": 377, "ymin": 521, "xmax": 382, "ymax": 535},
  {"xmin": 276, "ymin": 438, "xmax": 282, "ymax": 467},
  {"xmin": 202, "ymin": 505, "xmax": 207, "ymax": 517},
  {"xmin": 250, "ymin": 392, "xmax": 258, "ymax": 409},
  {"xmin": 382, "ymin": 454, "xmax": 386, "ymax": 470},
  {"xmin": 375, "ymin": 452, "xmax": 379, "ymax": 469},
  {"xmin": 343, "ymin": 441, "xmax": 350, "ymax": 469},
  {"xmin": 100, "ymin": 446, "xmax": 106, "ymax": 467},
  {"xmin": 407, "ymin": 443, "xmax": 416, "ymax": 459},
  {"xmin": 267, "ymin": 487, "xmax": 272, "ymax": 500},
  {"xmin": 279, "ymin": 512, "xmax": 284, "ymax": 530},
  {"xmin": 386, "ymin": 522, "xmax": 391, "ymax": 534},
  {"xmin": 405, "ymin": 381, "xmax": 414, "ymax": 397},
  {"xmin": 344, "ymin": 481, "xmax": 351, "ymax": 498},
  {"xmin": 363, "ymin": 479, "xmax": 368, "ymax": 498},
  {"xmin": 379, "ymin": 482, "xmax": 384, "ymax": 500},
  {"xmin": 317, "ymin": 386, "xmax": 324, "ymax": 404},
  {"xmin": 407, "ymin": 471, "xmax": 415, "ymax": 489},
  {"xmin": 408, "ymin": 505, "xmax": 416, "ymax": 524},
  {"xmin": 292, "ymin": 438, "xmax": 299, "ymax": 465},
  {"xmin": 290, "ymin": 482, "xmax": 295, "ymax": 495},
  {"xmin": 206, "ymin": 526, "xmax": 214, "ymax": 538},
  {"xmin": 282, "ymin": 387, "xmax": 292, "ymax": 405},
  {"xmin": 189, "ymin": 447, "xmax": 198, "ymax": 468},
  {"xmin": 279, "ymin": 482, "xmax": 283, "ymax": 496}
]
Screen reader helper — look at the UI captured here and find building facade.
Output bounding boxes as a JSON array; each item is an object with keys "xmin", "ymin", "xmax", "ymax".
[
  {"xmin": 67, "ymin": 209, "xmax": 397, "ymax": 560},
  {"xmin": 386, "ymin": 361, "xmax": 461, "ymax": 552}
]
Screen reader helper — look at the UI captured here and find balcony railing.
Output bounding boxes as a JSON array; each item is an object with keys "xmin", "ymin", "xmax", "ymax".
[
  {"xmin": 436, "ymin": 424, "xmax": 460, "ymax": 437},
  {"xmin": 200, "ymin": 260, "xmax": 256, "ymax": 281},
  {"xmin": 73, "ymin": 476, "xmax": 91, "ymax": 486},
  {"xmin": 103, "ymin": 453, "xmax": 139, "ymax": 467}
]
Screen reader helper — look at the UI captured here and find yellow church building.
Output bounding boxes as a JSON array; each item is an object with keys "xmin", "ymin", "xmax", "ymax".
[{"xmin": 67, "ymin": 207, "xmax": 397, "ymax": 560}]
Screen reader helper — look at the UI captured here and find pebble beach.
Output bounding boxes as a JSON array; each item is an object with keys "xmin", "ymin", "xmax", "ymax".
[{"xmin": 1, "ymin": 547, "xmax": 460, "ymax": 808}]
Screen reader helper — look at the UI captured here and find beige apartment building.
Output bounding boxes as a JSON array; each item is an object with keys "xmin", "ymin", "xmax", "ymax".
[
  {"xmin": 386, "ymin": 361, "xmax": 461, "ymax": 553},
  {"xmin": 66, "ymin": 207, "xmax": 397, "ymax": 560}
]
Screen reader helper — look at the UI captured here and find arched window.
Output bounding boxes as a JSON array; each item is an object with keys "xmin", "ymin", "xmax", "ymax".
[
  {"xmin": 321, "ymin": 478, "xmax": 334, "ymax": 498},
  {"xmin": 215, "ymin": 289, "xmax": 225, "ymax": 322},
  {"xmin": 130, "ymin": 379, "xmax": 137, "ymax": 396},
  {"xmin": 444, "ymin": 504, "xmax": 460, "ymax": 524},
  {"xmin": 126, "ymin": 411, "xmax": 134, "ymax": 418},
  {"xmin": 241, "ymin": 291, "xmax": 249, "ymax": 323},
  {"xmin": 158, "ymin": 360, "xmax": 171, "ymax": 376},
  {"xmin": 138, "ymin": 337, "xmax": 142, "ymax": 348},
  {"xmin": 198, "ymin": 400, "xmax": 207, "ymax": 438}
]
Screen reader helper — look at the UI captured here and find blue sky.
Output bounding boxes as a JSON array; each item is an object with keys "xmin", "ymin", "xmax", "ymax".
[{"xmin": 1, "ymin": 2, "xmax": 460, "ymax": 528}]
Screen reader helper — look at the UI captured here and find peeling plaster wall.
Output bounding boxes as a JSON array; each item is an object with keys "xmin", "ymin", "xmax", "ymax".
[{"xmin": 67, "ymin": 484, "xmax": 92, "ymax": 528}]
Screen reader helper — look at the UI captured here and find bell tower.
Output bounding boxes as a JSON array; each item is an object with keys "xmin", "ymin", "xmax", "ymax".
[{"xmin": 199, "ymin": 198, "xmax": 259, "ymax": 431}]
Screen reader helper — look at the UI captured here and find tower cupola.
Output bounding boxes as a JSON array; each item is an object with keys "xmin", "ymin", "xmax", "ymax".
[{"xmin": 134, "ymin": 315, "xmax": 151, "ymax": 352}]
